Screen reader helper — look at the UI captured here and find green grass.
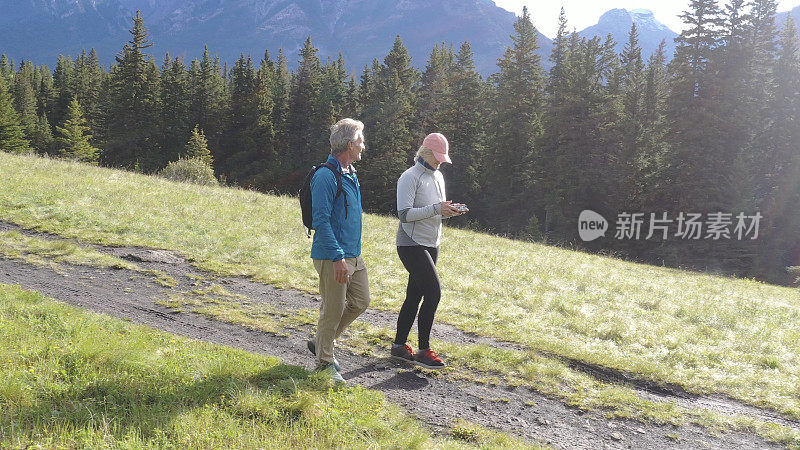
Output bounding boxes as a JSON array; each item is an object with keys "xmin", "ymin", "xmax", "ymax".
[
  {"xmin": 0, "ymin": 283, "xmax": 541, "ymax": 449},
  {"xmin": 0, "ymin": 230, "xmax": 135, "ymax": 272},
  {"xmin": 156, "ymin": 284, "xmax": 286, "ymax": 335},
  {"xmin": 0, "ymin": 230, "xmax": 177, "ymax": 286},
  {"xmin": 1, "ymin": 153, "xmax": 799, "ymax": 422}
]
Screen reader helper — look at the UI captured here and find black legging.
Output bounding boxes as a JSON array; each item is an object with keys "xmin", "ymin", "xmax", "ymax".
[{"xmin": 394, "ymin": 245, "xmax": 440, "ymax": 350}]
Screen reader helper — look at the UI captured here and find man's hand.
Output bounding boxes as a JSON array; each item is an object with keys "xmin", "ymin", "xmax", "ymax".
[
  {"xmin": 334, "ymin": 259, "xmax": 349, "ymax": 284},
  {"xmin": 440, "ymin": 200, "xmax": 464, "ymax": 218}
]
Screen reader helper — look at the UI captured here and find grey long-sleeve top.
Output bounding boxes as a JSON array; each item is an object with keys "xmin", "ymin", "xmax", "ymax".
[{"xmin": 396, "ymin": 159, "xmax": 446, "ymax": 247}]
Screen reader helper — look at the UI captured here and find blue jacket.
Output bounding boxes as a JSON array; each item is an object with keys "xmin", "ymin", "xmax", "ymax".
[{"xmin": 310, "ymin": 154, "xmax": 363, "ymax": 261}]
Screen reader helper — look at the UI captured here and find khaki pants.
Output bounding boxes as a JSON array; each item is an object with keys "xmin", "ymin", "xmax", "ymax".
[{"xmin": 312, "ymin": 255, "xmax": 370, "ymax": 366}]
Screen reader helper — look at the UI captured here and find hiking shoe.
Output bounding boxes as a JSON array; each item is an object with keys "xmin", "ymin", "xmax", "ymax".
[
  {"xmin": 313, "ymin": 362, "xmax": 345, "ymax": 384},
  {"xmin": 414, "ymin": 348, "xmax": 446, "ymax": 370},
  {"xmin": 307, "ymin": 339, "xmax": 340, "ymax": 372},
  {"xmin": 390, "ymin": 343, "xmax": 415, "ymax": 363}
]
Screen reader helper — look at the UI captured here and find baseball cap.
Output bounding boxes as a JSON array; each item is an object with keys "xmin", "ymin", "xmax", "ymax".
[{"xmin": 422, "ymin": 133, "xmax": 452, "ymax": 164}]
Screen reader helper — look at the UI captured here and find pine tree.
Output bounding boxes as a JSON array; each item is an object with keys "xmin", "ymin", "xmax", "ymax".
[
  {"xmin": 159, "ymin": 54, "xmax": 192, "ymax": 168},
  {"xmin": 620, "ymin": 24, "xmax": 645, "ymax": 141},
  {"xmin": 618, "ymin": 24, "xmax": 646, "ymax": 208},
  {"xmin": 223, "ymin": 54, "xmax": 258, "ymax": 175},
  {"xmin": 31, "ymin": 112, "xmax": 54, "ymax": 153},
  {"xmin": 12, "ymin": 61, "xmax": 38, "ymax": 146},
  {"xmin": 663, "ymin": 0, "xmax": 733, "ymax": 270},
  {"xmin": 319, "ymin": 53, "xmax": 348, "ymax": 124},
  {"xmin": 672, "ymin": 0, "xmax": 724, "ymax": 99},
  {"xmin": 71, "ymin": 49, "xmax": 106, "ymax": 139},
  {"xmin": 713, "ymin": 0, "xmax": 761, "ymax": 228},
  {"xmin": 188, "ymin": 46, "xmax": 228, "ymax": 166},
  {"xmin": 252, "ymin": 49, "xmax": 277, "ymax": 175},
  {"xmin": 750, "ymin": 0, "xmax": 779, "ymax": 90},
  {"xmin": 665, "ymin": 0, "xmax": 725, "ymax": 213},
  {"xmin": 267, "ymin": 49, "xmax": 291, "ymax": 179},
  {"xmin": 342, "ymin": 76, "xmax": 359, "ymax": 119},
  {"xmin": 438, "ymin": 41, "xmax": 486, "ymax": 226},
  {"xmin": 218, "ymin": 56, "xmax": 230, "ymax": 102},
  {"xmin": 55, "ymin": 97, "xmax": 98, "ymax": 162},
  {"xmin": 35, "ymin": 65, "xmax": 54, "ymax": 123},
  {"xmin": 311, "ymin": 54, "xmax": 349, "ymax": 172},
  {"xmin": 489, "ymin": 7, "xmax": 545, "ymax": 233},
  {"xmin": 752, "ymin": 16, "xmax": 800, "ymax": 282},
  {"xmin": 184, "ymin": 124, "xmax": 213, "ymax": 165},
  {"xmin": 51, "ymin": 55, "xmax": 75, "ymax": 131},
  {"xmin": 104, "ymin": 10, "xmax": 161, "ymax": 169},
  {"xmin": 272, "ymin": 49, "xmax": 290, "ymax": 139},
  {"xmin": 357, "ymin": 59, "xmax": 381, "ymax": 121},
  {"xmin": 285, "ymin": 37, "xmax": 324, "ymax": 181},
  {"xmin": 542, "ymin": 31, "xmax": 622, "ymax": 242},
  {"xmin": 359, "ymin": 36, "xmax": 419, "ymax": 213},
  {"xmin": 416, "ymin": 43, "xmax": 455, "ymax": 133},
  {"xmin": 93, "ymin": 71, "xmax": 113, "ymax": 151},
  {"xmin": 637, "ymin": 40, "xmax": 670, "ymax": 209},
  {"xmin": 0, "ymin": 55, "xmax": 13, "ymax": 83},
  {"xmin": 540, "ymin": 9, "xmax": 572, "ymax": 235},
  {"xmin": 223, "ymin": 52, "xmax": 275, "ymax": 184},
  {"xmin": 742, "ymin": 0, "xmax": 780, "ymax": 196},
  {"xmin": 0, "ymin": 76, "xmax": 32, "ymax": 153},
  {"xmin": 549, "ymin": 8, "xmax": 569, "ymax": 87}
]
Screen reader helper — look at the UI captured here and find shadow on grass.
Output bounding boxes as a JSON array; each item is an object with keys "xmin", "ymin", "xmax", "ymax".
[{"xmin": 5, "ymin": 362, "xmax": 318, "ymax": 442}]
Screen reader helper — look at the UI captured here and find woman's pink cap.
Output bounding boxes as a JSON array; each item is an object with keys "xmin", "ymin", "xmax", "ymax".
[{"xmin": 423, "ymin": 133, "xmax": 452, "ymax": 164}]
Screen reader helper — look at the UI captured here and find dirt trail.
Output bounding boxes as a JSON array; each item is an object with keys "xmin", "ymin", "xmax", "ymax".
[{"xmin": 0, "ymin": 221, "xmax": 791, "ymax": 449}]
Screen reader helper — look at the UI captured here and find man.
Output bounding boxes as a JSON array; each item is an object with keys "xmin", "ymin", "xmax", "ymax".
[{"xmin": 307, "ymin": 118, "xmax": 369, "ymax": 383}]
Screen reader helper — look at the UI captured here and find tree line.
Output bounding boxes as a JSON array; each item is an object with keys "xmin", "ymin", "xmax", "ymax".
[{"xmin": 1, "ymin": 1, "xmax": 799, "ymax": 285}]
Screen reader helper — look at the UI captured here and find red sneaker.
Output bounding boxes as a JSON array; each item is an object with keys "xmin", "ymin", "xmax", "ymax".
[
  {"xmin": 414, "ymin": 348, "xmax": 445, "ymax": 369},
  {"xmin": 391, "ymin": 343, "xmax": 415, "ymax": 363}
]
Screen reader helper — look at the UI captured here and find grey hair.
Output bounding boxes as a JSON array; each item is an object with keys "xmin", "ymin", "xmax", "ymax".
[
  {"xmin": 330, "ymin": 118, "xmax": 365, "ymax": 155},
  {"xmin": 415, "ymin": 145, "xmax": 435, "ymax": 161}
]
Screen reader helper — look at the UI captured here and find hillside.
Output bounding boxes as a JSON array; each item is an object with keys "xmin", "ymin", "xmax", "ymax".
[{"xmin": 0, "ymin": 152, "xmax": 799, "ymax": 446}]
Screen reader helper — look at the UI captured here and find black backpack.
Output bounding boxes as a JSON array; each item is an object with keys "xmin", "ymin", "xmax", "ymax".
[{"xmin": 299, "ymin": 162, "xmax": 347, "ymax": 237}]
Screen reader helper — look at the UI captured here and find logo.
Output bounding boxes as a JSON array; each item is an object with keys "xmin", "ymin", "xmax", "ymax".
[
  {"xmin": 576, "ymin": 211, "xmax": 762, "ymax": 242},
  {"xmin": 578, "ymin": 210, "xmax": 608, "ymax": 242}
]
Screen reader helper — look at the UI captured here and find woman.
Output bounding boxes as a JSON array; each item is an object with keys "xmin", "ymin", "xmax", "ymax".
[{"xmin": 390, "ymin": 133, "xmax": 467, "ymax": 369}]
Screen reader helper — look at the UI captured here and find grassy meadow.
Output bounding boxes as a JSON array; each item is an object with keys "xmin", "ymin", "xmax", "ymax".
[
  {"xmin": 0, "ymin": 153, "xmax": 799, "ymax": 428},
  {"xmin": 0, "ymin": 283, "xmax": 536, "ymax": 448}
]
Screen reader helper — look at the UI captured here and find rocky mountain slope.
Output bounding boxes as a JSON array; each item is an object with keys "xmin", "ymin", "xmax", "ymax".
[
  {"xmin": 578, "ymin": 8, "xmax": 678, "ymax": 60},
  {"xmin": 1, "ymin": 0, "xmax": 553, "ymax": 75}
]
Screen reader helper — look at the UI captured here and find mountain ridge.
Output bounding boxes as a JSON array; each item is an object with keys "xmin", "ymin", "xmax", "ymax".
[
  {"xmin": 5, "ymin": 2, "xmax": 798, "ymax": 76},
  {"xmin": 0, "ymin": 0, "xmax": 553, "ymax": 75},
  {"xmin": 577, "ymin": 8, "xmax": 678, "ymax": 59}
]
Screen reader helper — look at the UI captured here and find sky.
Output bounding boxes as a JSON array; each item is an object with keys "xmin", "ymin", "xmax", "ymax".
[{"xmin": 493, "ymin": 0, "xmax": 800, "ymax": 39}]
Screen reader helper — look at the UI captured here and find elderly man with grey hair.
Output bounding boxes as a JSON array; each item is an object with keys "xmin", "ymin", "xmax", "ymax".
[{"xmin": 306, "ymin": 118, "xmax": 369, "ymax": 383}]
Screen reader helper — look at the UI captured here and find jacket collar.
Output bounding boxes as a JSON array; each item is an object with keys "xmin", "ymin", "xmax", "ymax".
[
  {"xmin": 415, "ymin": 157, "xmax": 436, "ymax": 173},
  {"xmin": 327, "ymin": 154, "xmax": 356, "ymax": 174}
]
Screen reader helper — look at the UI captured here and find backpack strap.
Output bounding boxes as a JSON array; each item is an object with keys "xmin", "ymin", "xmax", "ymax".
[
  {"xmin": 321, "ymin": 162, "xmax": 349, "ymax": 220},
  {"xmin": 321, "ymin": 163, "xmax": 343, "ymax": 200}
]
